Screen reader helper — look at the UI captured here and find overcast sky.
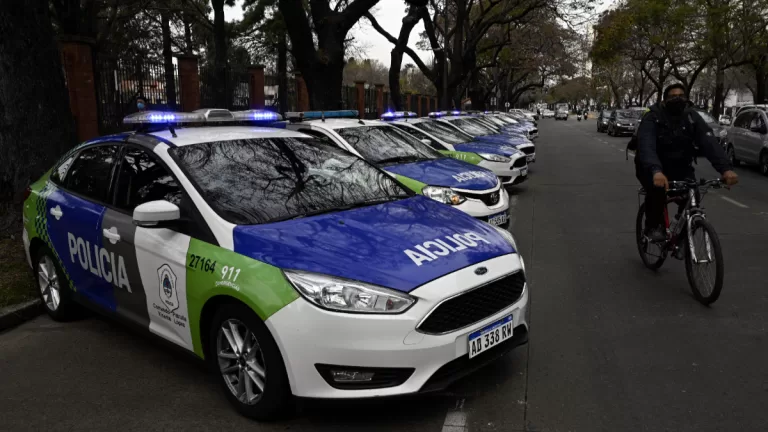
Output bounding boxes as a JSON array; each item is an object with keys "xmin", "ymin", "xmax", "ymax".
[{"xmin": 222, "ymin": 0, "xmax": 617, "ymax": 67}]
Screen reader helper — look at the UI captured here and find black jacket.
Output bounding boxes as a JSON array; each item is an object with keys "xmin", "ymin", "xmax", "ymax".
[{"xmin": 636, "ymin": 102, "xmax": 731, "ymax": 175}]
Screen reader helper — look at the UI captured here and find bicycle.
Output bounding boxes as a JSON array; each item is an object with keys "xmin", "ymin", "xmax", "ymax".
[{"xmin": 635, "ymin": 178, "xmax": 726, "ymax": 305}]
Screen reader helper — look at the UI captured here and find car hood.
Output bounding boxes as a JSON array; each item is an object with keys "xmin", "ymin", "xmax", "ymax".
[
  {"xmin": 455, "ymin": 141, "xmax": 522, "ymax": 157},
  {"xmin": 473, "ymin": 134, "xmax": 531, "ymax": 147},
  {"xmin": 383, "ymin": 157, "xmax": 499, "ymax": 190},
  {"xmin": 233, "ymin": 196, "xmax": 515, "ymax": 293}
]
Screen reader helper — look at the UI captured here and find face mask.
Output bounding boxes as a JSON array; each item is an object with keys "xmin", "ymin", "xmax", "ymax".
[
  {"xmin": 137, "ymin": 102, "xmax": 145, "ymax": 110},
  {"xmin": 665, "ymin": 97, "xmax": 686, "ymax": 115}
]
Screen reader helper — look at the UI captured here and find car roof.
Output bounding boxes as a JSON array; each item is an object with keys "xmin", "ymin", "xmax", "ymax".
[
  {"xmin": 301, "ymin": 118, "xmax": 389, "ymax": 130},
  {"xmin": 147, "ymin": 126, "xmax": 309, "ymax": 146}
]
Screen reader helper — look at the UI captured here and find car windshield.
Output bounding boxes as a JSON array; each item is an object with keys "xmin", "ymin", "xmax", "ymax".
[
  {"xmin": 603, "ymin": 110, "xmax": 614, "ymax": 118},
  {"xmin": 494, "ymin": 116, "xmax": 517, "ymax": 125},
  {"xmin": 617, "ymin": 110, "xmax": 643, "ymax": 119},
  {"xmin": 445, "ymin": 117, "xmax": 499, "ymax": 136},
  {"xmin": 697, "ymin": 110, "xmax": 716, "ymax": 124},
  {"xmin": 482, "ymin": 116, "xmax": 508, "ymax": 127},
  {"xmin": 169, "ymin": 138, "xmax": 409, "ymax": 225},
  {"xmin": 335, "ymin": 125, "xmax": 443, "ymax": 166},
  {"xmin": 411, "ymin": 120, "xmax": 472, "ymax": 145}
]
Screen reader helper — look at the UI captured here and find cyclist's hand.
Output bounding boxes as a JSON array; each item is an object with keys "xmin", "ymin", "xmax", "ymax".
[
  {"xmin": 653, "ymin": 172, "xmax": 669, "ymax": 190},
  {"xmin": 722, "ymin": 170, "xmax": 739, "ymax": 186}
]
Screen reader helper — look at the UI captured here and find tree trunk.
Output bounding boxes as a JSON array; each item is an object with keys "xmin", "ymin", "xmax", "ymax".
[
  {"xmin": 755, "ymin": 58, "xmax": 767, "ymax": 104},
  {"xmin": 0, "ymin": 0, "xmax": 77, "ymax": 205},
  {"xmin": 183, "ymin": 10, "xmax": 193, "ymax": 54},
  {"xmin": 211, "ymin": 0, "xmax": 228, "ymax": 108},
  {"xmin": 160, "ymin": 10, "xmax": 177, "ymax": 109},
  {"xmin": 713, "ymin": 65, "xmax": 725, "ymax": 118},
  {"xmin": 387, "ymin": 6, "xmax": 421, "ymax": 111},
  {"xmin": 303, "ymin": 37, "xmax": 345, "ymax": 110},
  {"xmin": 277, "ymin": 30, "xmax": 288, "ymax": 113}
]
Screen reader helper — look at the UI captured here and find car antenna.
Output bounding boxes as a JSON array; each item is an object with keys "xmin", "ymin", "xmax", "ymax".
[
  {"xmin": 321, "ymin": 111, "xmax": 325, "ymax": 122},
  {"xmin": 358, "ymin": 118, "xmax": 365, "ymax": 125}
]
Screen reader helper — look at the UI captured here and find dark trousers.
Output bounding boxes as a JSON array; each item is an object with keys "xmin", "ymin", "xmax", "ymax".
[{"xmin": 636, "ymin": 162, "xmax": 694, "ymax": 229}]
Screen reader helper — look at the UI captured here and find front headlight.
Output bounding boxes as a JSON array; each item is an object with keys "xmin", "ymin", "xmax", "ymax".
[
  {"xmin": 477, "ymin": 153, "xmax": 511, "ymax": 163},
  {"xmin": 422, "ymin": 185, "xmax": 466, "ymax": 205},
  {"xmin": 283, "ymin": 270, "xmax": 415, "ymax": 314}
]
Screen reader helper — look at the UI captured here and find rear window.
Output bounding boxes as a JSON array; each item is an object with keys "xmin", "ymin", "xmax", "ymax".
[
  {"xmin": 617, "ymin": 110, "xmax": 643, "ymax": 119},
  {"xmin": 170, "ymin": 138, "xmax": 409, "ymax": 225},
  {"xmin": 445, "ymin": 118, "xmax": 497, "ymax": 136},
  {"xmin": 335, "ymin": 125, "xmax": 443, "ymax": 165}
]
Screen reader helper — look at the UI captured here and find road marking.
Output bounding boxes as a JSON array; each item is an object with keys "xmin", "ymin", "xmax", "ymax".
[
  {"xmin": 442, "ymin": 399, "xmax": 468, "ymax": 432},
  {"xmin": 720, "ymin": 196, "xmax": 749, "ymax": 208}
]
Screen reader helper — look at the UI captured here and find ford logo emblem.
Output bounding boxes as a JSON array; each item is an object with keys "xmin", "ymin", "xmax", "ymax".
[{"xmin": 475, "ymin": 267, "xmax": 488, "ymax": 275}]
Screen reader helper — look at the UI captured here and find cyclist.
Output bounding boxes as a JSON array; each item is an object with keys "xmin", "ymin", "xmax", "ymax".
[{"xmin": 636, "ymin": 83, "xmax": 739, "ymax": 242}]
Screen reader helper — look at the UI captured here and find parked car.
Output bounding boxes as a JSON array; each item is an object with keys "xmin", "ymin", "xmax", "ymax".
[
  {"xmin": 554, "ymin": 110, "xmax": 568, "ymax": 121},
  {"xmin": 694, "ymin": 109, "xmax": 728, "ymax": 148},
  {"xmin": 508, "ymin": 109, "xmax": 536, "ymax": 122},
  {"xmin": 606, "ymin": 109, "xmax": 643, "ymax": 136},
  {"xmin": 597, "ymin": 109, "xmax": 613, "ymax": 132},
  {"xmin": 542, "ymin": 109, "xmax": 555, "ymax": 118},
  {"xmin": 726, "ymin": 107, "xmax": 768, "ymax": 175}
]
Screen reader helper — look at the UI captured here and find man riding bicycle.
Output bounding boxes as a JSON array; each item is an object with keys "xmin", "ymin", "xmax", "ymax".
[{"xmin": 636, "ymin": 83, "xmax": 739, "ymax": 242}]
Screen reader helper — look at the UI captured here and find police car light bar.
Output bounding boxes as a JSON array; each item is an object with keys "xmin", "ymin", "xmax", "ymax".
[
  {"xmin": 194, "ymin": 109, "xmax": 235, "ymax": 122},
  {"xmin": 123, "ymin": 111, "xmax": 205, "ymax": 124},
  {"xmin": 231, "ymin": 110, "xmax": 283, "ymax": 122},
  {"xmin": 380, "ymin": 111, "xmax": 418, "ymax": 120},
  {"xmin": 285, "ymin": 110, "xmax": 359, "ymax": 122}
]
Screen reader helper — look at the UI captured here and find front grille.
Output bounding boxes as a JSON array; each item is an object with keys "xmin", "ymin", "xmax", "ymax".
[
  {"xmin": 519, "ymin": 146, "xmax": 535, "ymax": 155},
  {"xmin": 461, "ymin": 190, "xmax": 500, "ymax": 206},
  {"xmin": 418, "ymin": 271, "xmax": 526, "ymax": 334},
  {"xmin": 512, "ymin": 158, "xmax": 527, "ymax": 168}
]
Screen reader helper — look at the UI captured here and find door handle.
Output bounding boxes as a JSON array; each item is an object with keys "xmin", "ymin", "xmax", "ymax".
[
  {"xmin": 49, "ymin": 206, "xmax": 63, "ymax": 219},
  {"xmin": 103, "ymin": 227, "xmax": 121, "ymax": 244}
]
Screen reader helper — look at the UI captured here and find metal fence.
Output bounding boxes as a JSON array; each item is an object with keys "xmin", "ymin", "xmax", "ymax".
[
  {"xmin": 199, "ymin": 66, "xmax": 249, "ymax": 110},
  {"xmin": 93, "ymin": 57, "xmax": 180, "ymax": 135}
]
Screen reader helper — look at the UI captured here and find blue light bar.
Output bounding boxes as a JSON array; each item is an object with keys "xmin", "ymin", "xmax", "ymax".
[
  {"xmin": 380, "ymin": 111, "xmax": 419, "ymax": 120},
  {"xmin": 231, "ymin": 110, "xmax": 283, "ymax": 122},
  {"xmin": 123, "ymin": 111, "xmax": 204, "ymax": 124},
  {"xmin": 427, "ymin": 111, "xmax": 444, "ymax": 118}
]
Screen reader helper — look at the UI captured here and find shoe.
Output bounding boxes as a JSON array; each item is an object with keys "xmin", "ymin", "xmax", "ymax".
[{"xmin": 644, "ymin": 227, "xmax": 666, "ymax": 243}]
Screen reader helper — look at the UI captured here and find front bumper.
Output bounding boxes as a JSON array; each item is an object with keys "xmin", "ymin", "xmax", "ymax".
[
  {"xmin": 478, "ymin": 158, "xmax": 527, "ymax": 185},
  {"xmin": 266, "ymin": 254, "xmax": 529, "ymax": 398},
  {"xmin": 613, "ymin": 125, "xmax": 635, "ymax": 134}
]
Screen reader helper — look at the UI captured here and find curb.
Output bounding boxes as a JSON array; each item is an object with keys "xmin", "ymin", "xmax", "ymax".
[{"xmin": 0, "ymin": 299, "xmax": 42, "ymax": 332}]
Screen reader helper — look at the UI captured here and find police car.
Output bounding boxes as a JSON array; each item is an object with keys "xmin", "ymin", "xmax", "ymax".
[
  {"xmin": 283, "ymin": 111, "xmax": 510, "ymax": 227},
  {"xmin": 22, "ymin": 109, "xmax": 530, "ymax": 420},
  {"xmin": 431, "ymin": 112, "xmax": 537, "ymax": 163},
  {"xmin": 381, "ymin": 112, "xmax": 529, "ymax": 186},
  {"xmin": 487, "ymin": 112, "xmax": 539, "ymax": 139}
]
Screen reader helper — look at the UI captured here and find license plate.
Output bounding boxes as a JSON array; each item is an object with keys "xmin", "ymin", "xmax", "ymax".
[
  {"xmin": 486, "ymin": 211, "xmax": 508, "ymax": 226},
  {"xmin": 468, "ymin": 315, "xmax": 513, "ymax": 359},
  {"xmin": 519, "ymin": 167, "xmax": 528, "ymax": 176}
]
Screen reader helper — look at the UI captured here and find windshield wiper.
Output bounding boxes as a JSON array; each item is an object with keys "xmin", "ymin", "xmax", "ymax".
[
  {"xmin": 376, "ymin": 155, "xmax": 422, "ymax": 166},
  {"xmin": 274, "ymin": 196, "xmax": 408, "ymax": 222}
]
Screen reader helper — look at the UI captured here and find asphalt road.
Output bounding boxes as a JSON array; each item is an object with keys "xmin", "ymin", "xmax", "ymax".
[{"xmin": 2, "ymin": 118, "xmax": 767, "ymax": 431}]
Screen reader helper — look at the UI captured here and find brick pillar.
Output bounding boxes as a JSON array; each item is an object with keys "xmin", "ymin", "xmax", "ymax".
[
  {"xmin": 295, "ymin": 73, "xmax": 309, "ymax": 111},
  {"xmin": 355, "ymin": 81, "xmax": 366, "ymax": 119},
  {"xmin": 416, "ymin": 94, "xmax": 423, "ymax": 116},
  {"xmin": 404, "ymin": 92, "xmax": 411, "ymax": 112},
  {"xmin": 375, "ymin": 84, "xmax": 385, "ymax": 116},
  {"xmin": 58, "ymin": 36, "xmax": 98, "ymax": 141},
  {"xmin": 248, "ymin": 65, "xmax": 265, "ymax": 109},
  {"xmin": 176, "ymin": 55, "xmax": 200, "ymax": 112},
  {"xmin": 433, "ymin": 97, "xmax": 438, "ymax": 112}
]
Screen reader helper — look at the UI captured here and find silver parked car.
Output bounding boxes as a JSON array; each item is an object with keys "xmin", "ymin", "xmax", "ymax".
[{"xmin": 726, "ymin": 108, "xmax": 768, "ymax": 175}]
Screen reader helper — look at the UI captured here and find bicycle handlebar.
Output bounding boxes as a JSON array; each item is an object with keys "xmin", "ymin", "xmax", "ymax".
[{"xmin": 668, "ymin": 178, "xmax": 724, "ymax": 191}]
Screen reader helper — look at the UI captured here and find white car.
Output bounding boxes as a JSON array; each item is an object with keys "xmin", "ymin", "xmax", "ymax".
[
  {"xmin": 508, "ymin": 109, "xmax": 536, "ymax": 122},
  {"xmin": 383, "ymin": 113, "xmax": 529, "ymax": 186},
  {"xmin": 542, "ymin": 109, "xmax": 555, "ymax": 118},
  {"xmin": 23, "ymin": 108, "xmax": 530, "ymax": 420},
  {"xmin": 430, "ymin": 113, "xmax": 537, "ymax": 163},
  {"xmin": 555, "ymin": 110, "xmax": 568, "ymax": 121},
  {"xmin": 285, "ymin": 113, "xmax": 511, "ymax": 226}
]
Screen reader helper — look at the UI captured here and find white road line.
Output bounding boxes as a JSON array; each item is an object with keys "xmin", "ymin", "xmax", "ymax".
[
  {"xmin": 720, "ymin": 196, "xmax": 749, "ymax": 208},
  {"xmin": 442, "ymin": 399, "xmax": 468, "ymax": 432}
]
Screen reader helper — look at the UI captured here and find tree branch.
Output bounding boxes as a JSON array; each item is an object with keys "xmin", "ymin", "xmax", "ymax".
[{"xmin": 364, "ymin": 11, "xmax": 434, "ymax": 81}]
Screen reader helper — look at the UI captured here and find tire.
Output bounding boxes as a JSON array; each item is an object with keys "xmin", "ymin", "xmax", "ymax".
[
  {"xmin": 726, "ymin": 145, "xmax": 740, "ymax": 166},
  {"xmin": 636, "ymin": 203, "xmax": 666, "ymax": 270},
  {"xmin": 34, "ymin": 245, "xmax": 83, "ymax": 321},
  {"xmin": 760, "ymin": 151, "xmax": 768, "ymax": 176},
  {"xmin": 608, "ymin": 127, "xmax": 613, "ymax": 136},
  {"xmin": 208, "ymin": 302, "xmax": 293, "ymax": 420},
  {"xmin": 684, "ymin": 218, "xmax": 724, "ymax": 305}
]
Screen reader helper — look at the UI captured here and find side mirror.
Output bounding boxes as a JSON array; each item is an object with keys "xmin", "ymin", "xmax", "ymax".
[
  {"xmin": 420, "ymin": 138, "xmax": 432, "ymax": 146},
  {"xmin": 133, "ymin": 200, "xmax": 181, "ymax": 228}
]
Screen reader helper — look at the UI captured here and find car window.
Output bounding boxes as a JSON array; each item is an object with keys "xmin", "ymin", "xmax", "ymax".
[
  {"xmin": 750, "ymin": 113, "xmax": 766, "ymax": 130},
  {"xmin": 114, "ymin": 147, "xmax": 183, "ymax": 212},
  {"xmin": 298, "ymin": 128, "xmax": 338, "ymax": 147},
  {"xmin": 335, "ymin": 125, "xmax": 442, "ymax": 165},
  {"xmin": 390, "ymin": 124, "xmax": 448, "ymax": 151},
  {"xmin": 445, "ymin": 118, "xmax": 496, "ymax": 136},
  {"xmin": 51, "ymin": 154, "xmax": 76, "ymax": 185},
  {"xmin": 169, "ymin": 138, "xmax": 409, "ymax": 225},
  {"xmin": 483, "ymin": 116, "xmax": 507, "ymax": 127},
  {"xmin": 64, "ymin": 145, "xmax": 119, "ymax": 203},
  {"xmin": 616, "ymin": 110, "xmax": 642, "ymax": 119},
  {"xmin": 735, "ymin": 112, "xmax": 754, "ymax": 129},
  {"xmin": 696, "ymin": 110, "xmax": 716, "ymax": 124},
  {"xmin": 411, "ymin": 120, "xmax": 472, "ymax": 145}
]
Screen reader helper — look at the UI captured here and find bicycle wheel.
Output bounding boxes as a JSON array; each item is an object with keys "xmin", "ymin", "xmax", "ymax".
[
  {"xmin": 684, "ymin": 218, "xmax": 724, "ymax": 305},
  {"xmin": 636, "ymin": 203, "xmax": 666, "ymax": 270}
]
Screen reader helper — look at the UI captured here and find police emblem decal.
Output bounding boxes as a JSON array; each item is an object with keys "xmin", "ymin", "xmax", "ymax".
[{"xmin": 157, "ymin": 264, "xmax": 179, "ymax": 312}]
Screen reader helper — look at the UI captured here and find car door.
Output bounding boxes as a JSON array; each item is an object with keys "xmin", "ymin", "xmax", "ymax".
[
  {"xmin": 108, "ymin": 144, "xmax": 211, "ymax": 351},
  {"xmin": 742, "ymin": 112, "xmax": 763, "ymax": 163},
  {"xmin": 750, "ymin": 112, "xmax": 768, "ymax": 160},
  {"xmin": 731, "ymin": 112, "xmax": 753, "ymax": 162},
  {"xmin": 46, "ymin": 144, "xmax": 126, "ymax": 311}
]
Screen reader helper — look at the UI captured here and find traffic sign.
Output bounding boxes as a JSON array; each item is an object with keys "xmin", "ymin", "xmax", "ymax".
[{"xmin": 504, "ymin": 102, "xmax": 510, "ymax": 108}]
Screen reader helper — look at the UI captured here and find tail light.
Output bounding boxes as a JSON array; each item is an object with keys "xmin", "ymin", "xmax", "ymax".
[{"xmin": 23, "ymin": 186, "xmax": 32, "ymax": 201}]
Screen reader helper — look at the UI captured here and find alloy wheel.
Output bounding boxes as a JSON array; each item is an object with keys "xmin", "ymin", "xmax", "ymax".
[
  {"xmin": 217, "ymin": 319, "xmax": 267, "ymax": 405},
  {"xmin": 37, "ymin": 255, "xmax": 60, "ymax": 311}
]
